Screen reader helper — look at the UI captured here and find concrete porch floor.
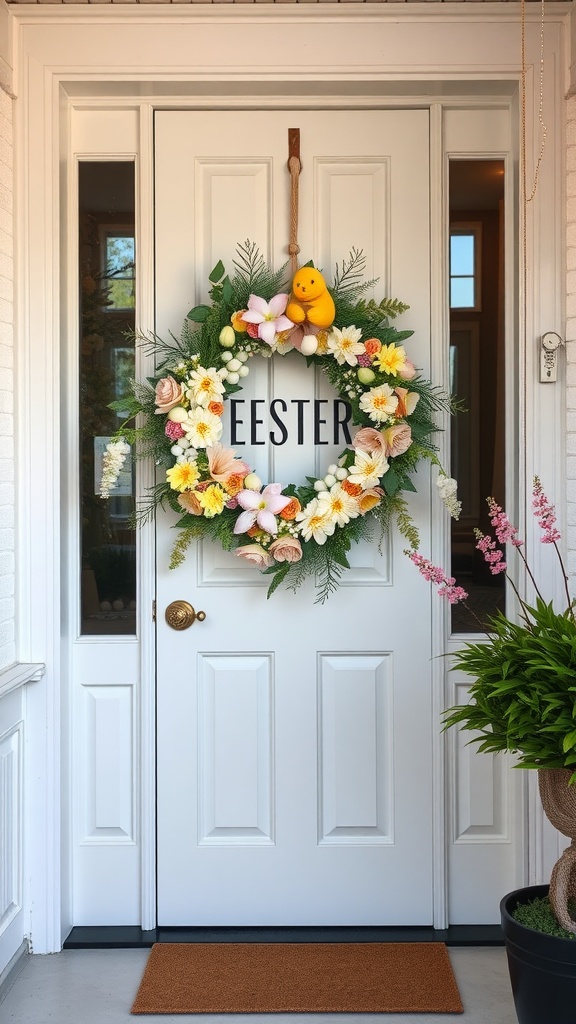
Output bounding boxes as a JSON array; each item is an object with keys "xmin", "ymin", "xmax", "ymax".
[{"xmin": 0, "ymin": 946, "xmax": 518, "ymax": 1023}]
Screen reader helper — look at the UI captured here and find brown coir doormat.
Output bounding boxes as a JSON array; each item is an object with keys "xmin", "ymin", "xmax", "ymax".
[{"xmin": 131, "ymin": 942, "xmax": 464, "ymax": 1015}]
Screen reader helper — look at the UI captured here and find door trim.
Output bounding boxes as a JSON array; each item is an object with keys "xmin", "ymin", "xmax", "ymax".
[{"xmin": 11, "ymin": 3, "xmax": 567, "ymax": 947}]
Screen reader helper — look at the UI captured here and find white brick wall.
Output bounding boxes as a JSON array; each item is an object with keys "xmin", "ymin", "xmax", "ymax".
[
  {"xmin": 567, "ymin": 93, "xmax": 576, "ymax": 581},
  {"xmin": 0, "ymin": 82, "xmax": 15, "ymax": 670}
]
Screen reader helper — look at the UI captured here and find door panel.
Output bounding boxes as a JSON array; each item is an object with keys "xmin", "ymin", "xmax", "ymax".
[{"xmin": 155, "ymin": 109, "xmax": 433, "ymax": 925}]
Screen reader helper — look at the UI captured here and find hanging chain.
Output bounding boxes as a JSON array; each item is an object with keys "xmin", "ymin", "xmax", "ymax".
[{"xmin": 525, "ymin": 0, "xmax": 547, "ymax": 203}]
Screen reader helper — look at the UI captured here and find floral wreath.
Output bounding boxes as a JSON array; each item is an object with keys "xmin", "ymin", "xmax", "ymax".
[{"xmin": 101, "ymin": 242, "xmax": 455, "ymax": 601}]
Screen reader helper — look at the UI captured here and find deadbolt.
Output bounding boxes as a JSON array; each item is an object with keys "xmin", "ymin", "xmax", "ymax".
[{"xmin": 165, "ymin": 600, "xmax": 206, "ymax": 630}]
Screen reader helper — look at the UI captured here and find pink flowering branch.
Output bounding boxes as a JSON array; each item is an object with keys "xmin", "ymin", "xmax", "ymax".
[
  {"xmin": 532, "ymin": 476, "xmax": 573, "ymax": 617},
  {"xmin": 406, "ymin": 551, "xmax": 469, "ymax": 605}
]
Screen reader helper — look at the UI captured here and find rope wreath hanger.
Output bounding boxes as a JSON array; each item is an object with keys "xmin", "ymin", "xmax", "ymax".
[{"xmin": 287, "ymin": 128, "xmax": 302, "ymax": 276}]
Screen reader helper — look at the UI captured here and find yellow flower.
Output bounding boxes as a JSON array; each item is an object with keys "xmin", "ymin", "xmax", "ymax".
[
  {"xmin": 166, "ymin": 460, "xmax": 200, "ymax": 492},
  {"xmin": 196, "ymin": 483, "xmax": 227, "ymax": 518},
  {"xmin": 374, "ymin": 343, "xmax": 408, "ymax": 377},
  {"xmin": 315, "ymin": 330, "xmax": 329, "ymax": 355}
]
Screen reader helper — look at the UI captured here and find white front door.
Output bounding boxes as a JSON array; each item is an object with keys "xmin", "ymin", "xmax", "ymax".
[{"xmin": 155, "ymin": 109, "xmax": 434, "ymax": 926}]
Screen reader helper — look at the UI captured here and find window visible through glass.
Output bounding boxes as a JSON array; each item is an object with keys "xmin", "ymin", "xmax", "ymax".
[{"xmin": 450, "ymin": 232, "xmax": 475, "ymax": 309}]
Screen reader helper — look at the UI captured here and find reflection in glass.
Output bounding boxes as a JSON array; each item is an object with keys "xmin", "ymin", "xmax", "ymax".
[
  {"xmin": 449, "ymin": 161, "xmax": 505, "ymax": 633},
  {"xmin": 79, "ymin": 162, "xmax": 136, "ymax": 635}
]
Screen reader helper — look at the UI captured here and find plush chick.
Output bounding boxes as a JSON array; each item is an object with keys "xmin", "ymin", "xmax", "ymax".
[{"xmin": 286, "ymin": 267, "xmax": 335, "ymax": 330}]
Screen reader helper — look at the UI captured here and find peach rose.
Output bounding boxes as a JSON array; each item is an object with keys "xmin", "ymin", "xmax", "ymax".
[
  {"xmin": 235, "ymin": 543, "xmax": 275, "ymax": 569},
  {"xmin": 359, "ymin": 487, "xmax": 384, "ymax": 514},
  {"xmin": 208, "ymin": 400, "xmax": 225, "ymax": 417},
  {"xmin": 155, "ymin": 375, "xmax": 185, "ymax": 414},
  {"xmin": 268, "ymin": 536, "xmax": 303, "ymax": 563},
  {"xmin": 398, "ymin": 359, "xmax": 417, "ymax": 380},
  {"xmin": 352, "ymin": 427, "xmax": 387, "ymax": 456},
  {"xmin": 382, "ymin": 422, "xmax": 412, "ymax": 458}
]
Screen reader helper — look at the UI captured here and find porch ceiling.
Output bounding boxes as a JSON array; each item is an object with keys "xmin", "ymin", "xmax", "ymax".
[{"xmin": 3, "ymin": 0, "xmax": 555, "ymax": 5}]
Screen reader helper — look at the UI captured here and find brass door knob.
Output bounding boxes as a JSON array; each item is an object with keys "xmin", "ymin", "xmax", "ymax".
[{"xmin": 165, "ymin": 600, "xmax": 206, "ymax": 630}]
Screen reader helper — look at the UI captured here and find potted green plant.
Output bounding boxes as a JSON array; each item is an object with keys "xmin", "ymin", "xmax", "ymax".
[{"xmin": 408, "ymin": 477, "xmax": 576, "ymax": 1024}]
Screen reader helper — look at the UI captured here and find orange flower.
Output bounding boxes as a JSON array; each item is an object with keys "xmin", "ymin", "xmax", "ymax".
[
  {"xmin": 364, "ymin": 338, "xmax": 382, "ymax": 356},
  {"xmin": 208, "ymin": 400, "xmax": 224, "ymax": 417},
  {"xmin": 231, "ymin": 310, "xmax": 248, "ymax": 333},
  {"xmin": 394, "ymin": 387, "xmax": 420, "ymax": 419},
  {"xmin": 279, "ymin": 497, "xmax": 301, "ymax": 521},
  {"xmin": 342, "ymin": 479, "xmax": 363, "ymax": 497},
  {"xmin": 224, "ymin": 472, "xmax": 248, "ymax": 496},
  {"xmin": 247, "ymin": 526, "xmax": 262, "ymax": 538}
]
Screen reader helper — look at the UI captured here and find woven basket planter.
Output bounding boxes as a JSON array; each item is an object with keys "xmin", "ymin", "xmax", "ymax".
[{"xmin": 538, "ymin": 768, "xmax": 576, "ymax": 934}]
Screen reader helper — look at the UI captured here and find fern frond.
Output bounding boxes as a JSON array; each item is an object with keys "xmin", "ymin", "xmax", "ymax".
[{"xmin": 169, "ymin": 528, "xmax": 196, "ymax": 570}]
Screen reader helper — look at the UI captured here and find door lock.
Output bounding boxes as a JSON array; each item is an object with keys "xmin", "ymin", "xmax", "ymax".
[
  {"xmin": 540, "ymin": 332, "xmax": 563, "ymax": 382},
  {"xmin": 165, "ymin": 600, "xmax": 206, "ymax": 630}
]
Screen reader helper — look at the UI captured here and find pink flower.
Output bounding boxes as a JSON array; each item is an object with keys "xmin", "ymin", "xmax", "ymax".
[
  {"xmin": 268, "ymin": 536, "xmax": 303, "ymax": 563},
  {"xmin": 406, "ymin": 550, "xmax": 468, "ymax": 604},
  {"xmin": 382, "ymin": 422, "xmax": 412, "ymax": 458},
  {"xmin": 233, "ymin": 483, "xmax": 291, "ymax": 536},
  {"xmin": 283, "ymin": 321, "xmax": 320, "ymax": 352},
  {"xmin": 235, "ymin": 544, "xmax": 275, "ymax": 569},
  {"xmin": 241, "ymin": 294, "xmax": 294, "ymax": 346},
  {"xmin": 475, "ymin": 529, "xmax": 507, "ymax": 575},
  {"xmin": 154, "ymin": 375, "xmax": 185, "ymax": 414},
  {"xmin": 165, "ymin": 420, "xmax": 185, "ymax": 441},
  {"xmin": 487, "ymin": 497, "xmax": 523, "ymax": 548},
  {"xmin": 352, "ymin": 427, "xmax": 387, "ymax": 455},
  {"xmin": 532, "ymin": 476, "xmax": 561, "ymax": 544}
]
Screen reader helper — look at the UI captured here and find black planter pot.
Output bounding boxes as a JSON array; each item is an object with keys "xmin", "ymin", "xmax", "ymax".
[{"xmin": 500, "ymin": 885, "xmax": 576, "ymax": 1024}]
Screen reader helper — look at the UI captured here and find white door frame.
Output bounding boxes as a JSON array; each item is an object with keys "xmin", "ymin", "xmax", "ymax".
[{"xmin": 10, "ymin": 3, "xmax": 568, "ymax": 950}]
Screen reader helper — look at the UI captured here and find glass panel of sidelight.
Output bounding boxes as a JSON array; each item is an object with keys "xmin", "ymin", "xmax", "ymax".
[
  {"xmin": 448, "ymin": 160, "xmax": 505, "ymax": 633},
  {"xmin": 79, "ymin": 162, "xmax": 136, "ymax": 635}
]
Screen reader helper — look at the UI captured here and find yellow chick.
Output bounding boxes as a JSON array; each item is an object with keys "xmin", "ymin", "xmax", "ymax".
[{"xmin": 286, "ymin": 267, "xmax": 335, "ymax": 330}]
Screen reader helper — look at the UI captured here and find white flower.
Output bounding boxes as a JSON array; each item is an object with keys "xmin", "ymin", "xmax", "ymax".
[
  {"xmin": 317, "ymin": 484, "xmax": 360, "ymax": 527},
  {"xmin": 270, "ymin": 334, "xmax": 295, "ymax": 356},
  {"xmin": 186, "ymin": 366, "xmax": 226, "ymax": 408},
  {"xmin": 182, "ymin": 407, "xmax": 223, "ymax": 449},
  {"xmin": 99, "ymin": 439, "xmax": 130, "ymax": 499},
  {"xmin": 359, "ymin": 383, "xmax": 399, "ymax": 424},
  {"xmin": 327, "ymin": 325, "xmax": 364, "ymax": 366},
  {"xmin": 437, "ymin": 474, "xmax": 462, "ymax": 520},
  {"xmin": 295, "ymin": 499, "xmax": 337, "ymax": 545},
  {"xmin": 348, "ymin": 449, "xmax": 389, "ymax": 490}
]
